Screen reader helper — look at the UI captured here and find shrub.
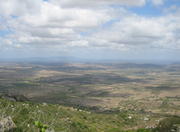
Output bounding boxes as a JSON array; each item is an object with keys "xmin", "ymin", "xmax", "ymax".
[{"xmin": 34, "ymin": 121, "xmax": 48, "ymax": 132}]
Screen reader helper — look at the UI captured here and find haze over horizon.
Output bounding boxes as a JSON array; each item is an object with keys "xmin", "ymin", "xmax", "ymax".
[{"xmin": 0, "ymin": 0, "xmax": 180, "ymax": 62}]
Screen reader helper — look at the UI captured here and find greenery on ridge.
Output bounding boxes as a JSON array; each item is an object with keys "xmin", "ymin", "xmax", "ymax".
[
  {"xmin": 0, "ymin": 98, "xmax": 152, "ymax": 132},
  {"xmin": 1, "ymin": 98, "xmax": 180, "ymax": 132}
]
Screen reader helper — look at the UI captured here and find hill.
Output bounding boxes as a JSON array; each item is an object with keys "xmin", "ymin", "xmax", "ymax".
[{"xmin": 0, "ymin": 98, "xmax": 180, "ymax": 132}]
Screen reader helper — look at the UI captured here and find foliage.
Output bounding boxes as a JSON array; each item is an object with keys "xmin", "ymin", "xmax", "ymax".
[
  {"xmin": 34, "ymin": 121, "xmax": 48, "ymax": 132},
  {"xmin": 154, "ymin": 116, "xmax": 180, "ymax": 132},
  {"xmin": 0, "ymin": 97, "xmax": 178, "ymax": 132}
]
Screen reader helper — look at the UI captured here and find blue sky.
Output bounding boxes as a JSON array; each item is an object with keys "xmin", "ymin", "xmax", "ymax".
[
  {"xmin": 0, "ymin": 0, "xmax": 180, "ymax": 62},
  {"xmin": 129, "ymin": 0, "xmax": 180, "ymax": 16}
]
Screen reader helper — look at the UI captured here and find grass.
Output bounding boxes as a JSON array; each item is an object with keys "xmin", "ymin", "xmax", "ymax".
[{"xmin": 0, "ymin": 98, "xmax": 157, "ymax": 132}]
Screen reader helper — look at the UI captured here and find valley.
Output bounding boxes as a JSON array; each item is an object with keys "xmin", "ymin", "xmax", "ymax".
[{"xmin": 0, "ymin": 62, "xmax": 179, "ymax": 116}]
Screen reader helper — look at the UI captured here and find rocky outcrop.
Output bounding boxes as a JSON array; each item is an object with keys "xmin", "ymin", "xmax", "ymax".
[{"xmin": 0, "ymin": 116, "xmax": 16, "ymax": 131}]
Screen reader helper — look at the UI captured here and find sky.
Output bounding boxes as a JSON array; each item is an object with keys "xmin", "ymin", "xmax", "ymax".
[{"xmin": 0, "ymin": 0, "xmax": 180, "ymax": 62}]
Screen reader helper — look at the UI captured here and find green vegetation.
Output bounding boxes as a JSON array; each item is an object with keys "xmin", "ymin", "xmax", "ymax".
[
  {"xmin": 154, "ymin": 117, "xmax": 180, "ymax": 132},
  {"xmin": 0, "ymin": 98, "xmax": 159, "ymax": 132},
  {"xmin": 34, "ymin": 121, "xmax": 49, "ymax": 132}
]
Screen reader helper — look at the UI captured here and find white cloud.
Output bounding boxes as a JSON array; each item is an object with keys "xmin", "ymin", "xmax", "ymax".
[
  {"xmin": 50, "ymin": 0, "xmax": 146, "ymax": 7},
  {"xmin": 86, "ymin": 13, "xmax": 180, "ymax": 51},
  {"xmin": 0, "ymin": 0, "xmax": 41, "ymax": 16},
  {"xmin": 151, "ymin": 0, "xmax": 164, "ymax": 6},
  {"xmin": 0, "ymin": 1, "xmax": 111, "ymax": 48},
  {"xmin": 0, "ymin": 0, "xmax": 180, "ymax": 59}
]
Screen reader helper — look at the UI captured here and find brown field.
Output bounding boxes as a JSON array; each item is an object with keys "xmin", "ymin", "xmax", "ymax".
[{"xmin": 0, "ymin": 62, "xmax": 179, "ymax": 116}]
